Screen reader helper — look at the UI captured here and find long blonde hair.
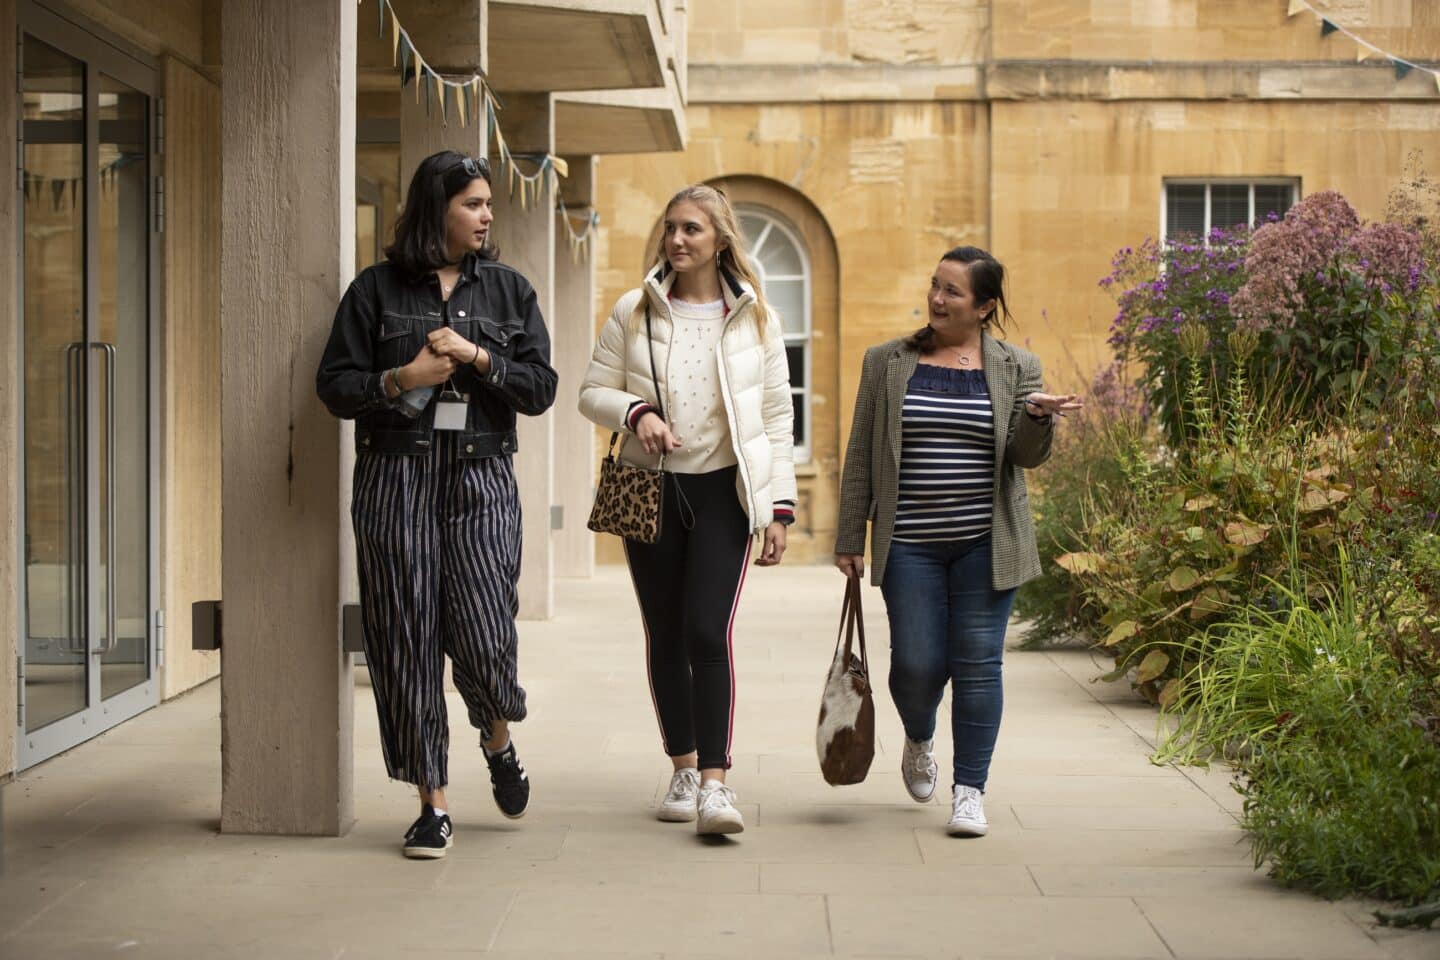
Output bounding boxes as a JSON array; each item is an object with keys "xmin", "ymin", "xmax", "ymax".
[{"xmin": 633, "ymin": 184, "xmax": 771, "ymax": 340}]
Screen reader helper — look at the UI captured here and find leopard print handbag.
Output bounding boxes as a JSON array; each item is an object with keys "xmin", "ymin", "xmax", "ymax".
[
  {"xmin": 587, "ymin": 433, "xmax": 665, "ymax": 543},
  {"xmin": 586, "ymin": 305, "xmax": 667, "ymax": 544}
]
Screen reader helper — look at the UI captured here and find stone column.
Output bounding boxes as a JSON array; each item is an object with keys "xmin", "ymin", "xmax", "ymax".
[
  {"xmin": 489, "ymin": 94, "xmax": 555, "ymax": 619},
  {"xmin": 0, "ymin": 0, "xmax": 19, "ymax": 779},
  {"xmin": 220, "ymin": 0, "xmax": 355, "ymax": 835},
  {"xmin": 555, "ymin": 155, "xmax": 597, "ymax": 579}
]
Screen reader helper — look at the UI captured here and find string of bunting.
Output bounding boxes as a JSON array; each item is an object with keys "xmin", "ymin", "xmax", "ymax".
[
  {"xmin": 1285, "ymin": 0, "xmax": 1440, "ymax": 93},
  {"xmin": 359, "ymin": 0, "xmax": 599, "ymax": 260},
  {"xmin": 557, "ymin": 200, "xmax": 600, "ymax": 263}
]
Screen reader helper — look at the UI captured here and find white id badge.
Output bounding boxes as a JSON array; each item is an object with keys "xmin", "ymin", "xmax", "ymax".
[{"xmin": 434, "ymin": 390, "xmax": 468, "ymax": 431}]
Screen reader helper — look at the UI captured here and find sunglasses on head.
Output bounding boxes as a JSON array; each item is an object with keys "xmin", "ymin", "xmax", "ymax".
[{"xmin": 448, "ymin": 155, "xmax": 488, "ymax": 179}]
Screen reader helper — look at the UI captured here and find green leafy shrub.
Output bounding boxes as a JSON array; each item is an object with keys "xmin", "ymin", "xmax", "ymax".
[
  {"xmin": 1242, "ymin": 664, "xmax": 1440, "ymax": 902},
  {"xmin": 1155, "ymin": 567, "xmax": 1440, "ymax": 903},
  {"xmin": 1015, "ymin": 360, "xmax": 1146, "ymax": 646}
]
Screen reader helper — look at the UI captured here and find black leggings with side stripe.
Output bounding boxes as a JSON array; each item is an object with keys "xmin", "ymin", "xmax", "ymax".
[
  {"xmin": 624, "ymin": 466, "xmax": 752, "ymax": 771},
  {"xmin": 352, "ymin": 432, "xmax": 526, "ymax": 791}
]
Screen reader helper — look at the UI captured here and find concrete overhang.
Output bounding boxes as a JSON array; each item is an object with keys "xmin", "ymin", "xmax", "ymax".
[
  {"xmin": 486, "ymin": 0, "xmax": 665, "ymax": 93},
  {"xmin": 554, "ymin": 82, "xmax": 685, "ymax": 154}
]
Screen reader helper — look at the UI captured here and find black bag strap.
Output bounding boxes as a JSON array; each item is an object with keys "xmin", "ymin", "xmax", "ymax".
[
  {"xmin": 835, "ymin": 573, "xmax": 869, "ymax": 677},
  {"xmin": 644, "ymin": 304, "xmax": 665, "ymax": 421},
  {"xmin": 607, "ymin": 300, "xmax": 666, "ymax": 459}
]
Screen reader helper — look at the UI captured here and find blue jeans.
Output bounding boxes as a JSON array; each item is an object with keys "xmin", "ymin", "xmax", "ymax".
[{"xmin": 880, "ymin": 535, "xmax": 1016, "ymax": 791}]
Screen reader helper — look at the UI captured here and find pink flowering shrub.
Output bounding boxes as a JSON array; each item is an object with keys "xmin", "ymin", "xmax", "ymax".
[{"xmin": 1230, "ymin": 191, "xmax": 1359, "ymax": 330}]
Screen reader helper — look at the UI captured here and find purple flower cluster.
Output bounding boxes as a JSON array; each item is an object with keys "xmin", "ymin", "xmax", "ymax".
[
  {"xmin": 1231, "ymin": 191, "xmax": 1361, "ymax": 330},
  {"xmin": 1346, "ymin": 222, "xmax": 1425, "ymax": 292}
]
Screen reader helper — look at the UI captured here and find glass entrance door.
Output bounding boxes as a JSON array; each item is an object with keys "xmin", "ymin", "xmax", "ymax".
[{"xmin": 18, "ymin": 3, "xmax": 158, "ymax": 769}]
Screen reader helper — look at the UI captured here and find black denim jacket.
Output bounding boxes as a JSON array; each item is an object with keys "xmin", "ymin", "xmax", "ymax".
[{"xmin": 316, "ymin": 254, "xmax": 558, "ymax": 458}]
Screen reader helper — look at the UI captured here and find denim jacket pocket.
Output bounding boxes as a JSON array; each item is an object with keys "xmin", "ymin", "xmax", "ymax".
[
  {"xmin": 476, "ymin": 316, "xmax": 521, "ymax": 356},
  {"xmin": 378, "ymin": 313, "xmax": 417, "ymax": 368}
]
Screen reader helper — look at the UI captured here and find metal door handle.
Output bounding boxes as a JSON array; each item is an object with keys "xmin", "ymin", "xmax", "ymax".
[
  {"xmin": 93, "ymin": 342, "xmax": 118, "ymax": 655},
  {"xmin": 62, "ymin": 342, "xmax": 87, "ymax": 655}
]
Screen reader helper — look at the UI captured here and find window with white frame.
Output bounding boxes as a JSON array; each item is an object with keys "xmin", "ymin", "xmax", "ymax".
[
  {"xmin": 737, "ymin": 206, "xmax": 811, "ymax": 463},
  {"xmin": 1162, "ymin": 179, "xmax": 1300, "ymax": 242}
]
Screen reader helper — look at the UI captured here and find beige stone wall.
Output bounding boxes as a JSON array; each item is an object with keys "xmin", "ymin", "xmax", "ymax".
[
  {"xmin": 1, "ymin": 0, "xmax": 18, "ymax": 780},
  {"xmin": 592, "ymin": 100, "xmax": 989, "ymax": 564},
  {"xmin": 690, "ymin": 0, "xmax": 988, "ymax": 64},
  {"xmin": 160, "ymin": 57, "xmax": 222, "ymax": 698},
  {"xmin": 990, "ymin": 99, "xmax": 1440, "ymax": 387},
  {"xmin": 991, "ymin": 0, "xmax": 1440, "ymax": 62}
]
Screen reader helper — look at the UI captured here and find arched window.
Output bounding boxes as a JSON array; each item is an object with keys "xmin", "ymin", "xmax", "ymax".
[{"xmin": 737, "ymin": 206, "xmax": 811, "ymax": 463}]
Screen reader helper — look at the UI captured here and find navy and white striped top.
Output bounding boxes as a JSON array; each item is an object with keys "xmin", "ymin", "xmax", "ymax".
[{"xmin": 892, "ymin": 364, "xmax": 995, "ymax": 543}]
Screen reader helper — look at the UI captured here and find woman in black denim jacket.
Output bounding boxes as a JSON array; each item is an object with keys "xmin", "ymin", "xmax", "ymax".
[{"xmin": 316, "ymin": 150, "xmax": 557, "ymax": 860}]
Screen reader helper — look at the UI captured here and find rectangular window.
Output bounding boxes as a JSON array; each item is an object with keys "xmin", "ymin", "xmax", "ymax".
[{"xmin": 1162, "ymin": 179, "xmax": 1300, "ymax": 242}]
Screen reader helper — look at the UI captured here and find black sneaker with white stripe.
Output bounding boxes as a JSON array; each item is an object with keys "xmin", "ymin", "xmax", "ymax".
[
  {"xmin": 484, "ymin": 740, "xmax": 530, "ymax": 819},
  {"xmin": 402, "ymin": 804, "xmax": 453, "ymax": 859}
]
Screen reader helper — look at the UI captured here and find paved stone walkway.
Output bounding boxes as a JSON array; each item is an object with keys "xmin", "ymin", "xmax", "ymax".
[{"xmin": 1, "ymin": 566, "xmax": 1435, "ymax": 959}]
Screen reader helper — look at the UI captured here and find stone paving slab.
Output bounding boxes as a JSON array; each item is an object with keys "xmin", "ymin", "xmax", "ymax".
[{"xmin": 1, "ymin": 566, "xmax": 1435, "ymax": 959}]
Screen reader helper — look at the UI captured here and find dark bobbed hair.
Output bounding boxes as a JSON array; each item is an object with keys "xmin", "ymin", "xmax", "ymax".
[
  {"xmin": 384, "ymin": 150, "xmax": 498, "ymax": 280},
  {"xmin": 905, "ymin": 245, "xmax": 1014, "ymax": 350}
]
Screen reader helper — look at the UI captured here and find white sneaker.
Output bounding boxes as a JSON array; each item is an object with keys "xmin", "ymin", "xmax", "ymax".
[
  {"xmin": 658, "ymin": 767, "xmax": 700, "ymax": 822},
  {"xmin": 947, "ymin": 784, "xmax": 988, "ymax": 837},
  {"xmin": 901, "ymin": 737, "xmax": 938, "ymax": 802},
  {"xmin": 696, "ymin": 780, "xmax": 745, "ymax": 835}
]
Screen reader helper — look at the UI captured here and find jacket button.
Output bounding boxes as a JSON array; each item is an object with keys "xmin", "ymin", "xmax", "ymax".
[
  {"xmin": 465, "ymin": 444, "xmax": 475, "ymax": 453},
  {"xmin": 457, "ymin": 310, "xmax": 466, "ymax": 317}
]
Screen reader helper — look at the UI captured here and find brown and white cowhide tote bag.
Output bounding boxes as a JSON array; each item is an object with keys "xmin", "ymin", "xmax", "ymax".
[{"xmin": 816, "ymin": 573, "xmax": 875, "ymax": 785}]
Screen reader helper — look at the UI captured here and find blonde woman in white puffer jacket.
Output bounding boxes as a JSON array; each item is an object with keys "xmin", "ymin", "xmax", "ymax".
[{"xmin": 579, "ymin": 184, "xmax": 797, "ymax": 837}]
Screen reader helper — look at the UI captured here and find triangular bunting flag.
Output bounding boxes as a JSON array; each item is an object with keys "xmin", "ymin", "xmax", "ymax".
[
  {"xmin": 1434, "ymin": 72, "xmax": 1440, "ymax": 94},
  {"xmin": 398, "ymin": 34, "xmax": 410, "ymax": 79},
  {"xmin": 1394, "ymin": 60, "xmax": 1413, "ymax": 79},
  {"xmin": 376, "ymin": 0, "xmax": 385, "ymax": 37},
  {"xmin": 457, "ymin": 82, "xmax": 467, "ymax": 127},
  {"xmin": 1321, "ymin": 18, "xmax": 1338, "ymax": 36},
  {"xmin": 1356, "ymin": 45, "xmax": 1378, "ymax": 62},
  {"xmin": 414, "ymin": 51, "xmax": 423, "ymax": 103},
  {"xmin": 1286, "ymin": 0, "xmax": 1306, "ymax": 16},
  {"xmin": 552, "ymin": 156, "xmax": 569, "ymax": 179},
  {"xmin": 390, "ymin": 10, "xmax": 400, "ymax": 64}
]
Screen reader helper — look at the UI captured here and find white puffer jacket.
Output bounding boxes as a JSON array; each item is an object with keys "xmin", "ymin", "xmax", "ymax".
[{"xmin": 579, "ymin": 265, "xmax": 798, "ymax": 532}]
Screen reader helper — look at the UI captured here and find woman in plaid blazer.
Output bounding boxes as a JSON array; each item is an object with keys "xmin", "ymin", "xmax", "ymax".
[{"xmin": 834, "ymin": 246, "xmax": 1080, "ymax": 838}]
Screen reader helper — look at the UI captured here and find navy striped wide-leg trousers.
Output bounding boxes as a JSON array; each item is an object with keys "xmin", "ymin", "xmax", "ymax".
[{"xmin": 352, "ymin": 433, "xmax": 526, "ymax": 790}]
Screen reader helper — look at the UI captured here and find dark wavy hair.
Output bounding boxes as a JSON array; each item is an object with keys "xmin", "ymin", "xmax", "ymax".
[
  {"xmin": 384, "ymin": 150, "xmax": 498, "ymax": 280},
  {"xmin": 905, "ymin": 245, "xmax": 1014, "ymax": 350}
]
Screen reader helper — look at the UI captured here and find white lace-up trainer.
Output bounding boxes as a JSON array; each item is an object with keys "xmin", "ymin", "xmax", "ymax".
[
  {"xmin": 901, "ymin": 737, "xmax": 939, "ymax": 802},
  {"xmin": 658, "ymin": 767, "xmax": 701, "ymax": 822},
  {"xmin": 947, "ymin": 784, "xmax": 988, "ymax": 837},
  {"xmin": 696, "ymin": 779, "xmax": 745, "ymax": 835}
]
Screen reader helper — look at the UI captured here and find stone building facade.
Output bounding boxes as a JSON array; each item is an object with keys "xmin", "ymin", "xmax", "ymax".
[{"xmin": 592, "ymin": 0, "xmax": 1440, "ymax": 565}]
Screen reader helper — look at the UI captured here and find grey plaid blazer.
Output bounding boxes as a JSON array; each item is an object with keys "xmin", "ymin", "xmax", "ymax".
[{"xmin": 834, "ymin": 332, "xmax": 1054, "ymax": 590}]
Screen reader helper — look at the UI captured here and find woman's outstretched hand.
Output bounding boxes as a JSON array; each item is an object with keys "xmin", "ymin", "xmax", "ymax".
[
  {"xmin": 1024, "ymin": 392, "xmax": 1084, "ymax": 418},
  {"xmin": 835, "ymin": 553, "xmax": 865, "ymax": 579},
  {"xmin": 635, "ymin": 411, "xmax": 684, "ymax": 456}
]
